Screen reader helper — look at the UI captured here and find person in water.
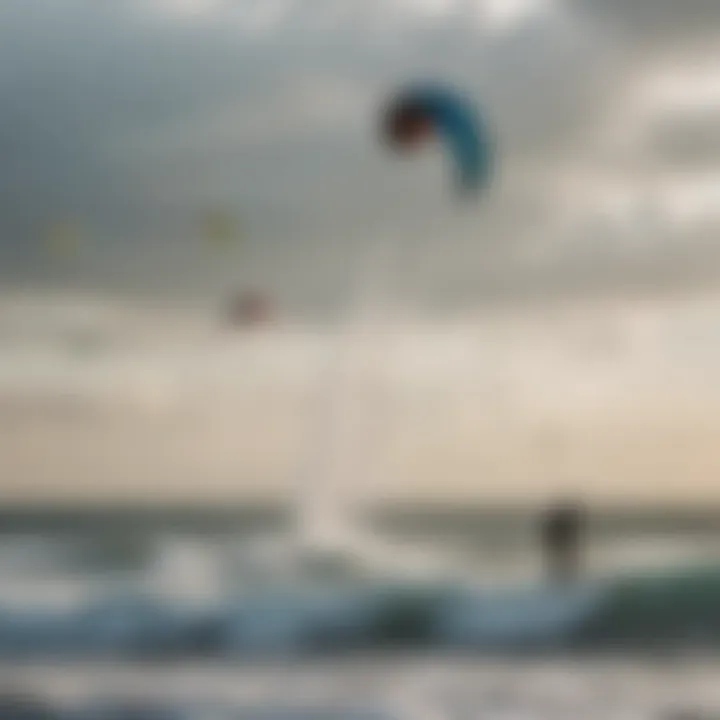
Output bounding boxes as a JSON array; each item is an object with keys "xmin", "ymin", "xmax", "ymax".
[{"xmin": 539, "ymin": 499, "xmax": 587, "ymax": 585}]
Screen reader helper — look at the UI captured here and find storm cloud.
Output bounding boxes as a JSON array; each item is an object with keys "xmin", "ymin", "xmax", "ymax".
[{"xmin": 1, "ymin": 0, "xmax": 720, "ymax": 310}]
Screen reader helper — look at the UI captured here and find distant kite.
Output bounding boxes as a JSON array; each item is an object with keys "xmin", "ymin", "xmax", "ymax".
[
  {"xmin": 381, "ymin": 83, "xmax": 494, "ymax": 196},
  {"xmin": 202, "ymin": 209, "xmax": 241, "ymax": 248},
  {"xmin": 66, "ymin": 327, "xmax": 106, "ymax": 357},
  {"xmin": 45, "ymin": 219, "xmax": 84, "ymax": 257},
  {"xmin": 223, "ymin": 291, "xmax": 273, "ymax": 328}
]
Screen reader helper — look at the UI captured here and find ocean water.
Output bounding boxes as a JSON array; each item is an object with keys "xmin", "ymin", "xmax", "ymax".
[{"xmin": 1, "ymin": 505, "xmax": 720, "ymax": 718}]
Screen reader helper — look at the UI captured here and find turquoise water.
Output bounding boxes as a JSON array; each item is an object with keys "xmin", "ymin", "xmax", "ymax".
[
  {"xmin": 1, "ymin": 508, "xmax": 720, "ymax": 718},
  {"xmin": 0, "ymin": 506, "xmax": 719, "ymax": 658}
]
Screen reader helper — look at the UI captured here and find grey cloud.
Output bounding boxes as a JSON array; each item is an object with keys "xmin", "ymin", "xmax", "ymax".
[
  {"xmin": 3, "ymin": 0, "xmax": 720, "ymax": 313},
  {"xmin": 565, "ymin": 0, "xmax": 720, "ymax": 50},
  {"xmin": 403, "ymin": 228, "xmax": 720, "ymax": 315},
  {"xmin": 641, "ymin": 111, "xmax": 720, "ymax": 169}
]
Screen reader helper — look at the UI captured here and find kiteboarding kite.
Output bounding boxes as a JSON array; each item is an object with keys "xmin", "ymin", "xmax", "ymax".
[
  {"xmin": 381, "ymin": 83, "xmax": 493, "ymax": 196},
  {"xmin": 45, "ymin": 218, "xmax": 84, "ymax": 257},
  {"xmin": 223, "ymin": 290, "xmax": 273, "ymax": 329},
  {"xmin": 202, "ymin": 208, "xmax": 241, "ymax": 248}
]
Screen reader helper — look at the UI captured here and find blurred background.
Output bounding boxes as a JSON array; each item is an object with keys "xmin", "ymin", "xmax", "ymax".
[{"xmin": 3, "ymin": 0, "xmax": 720, "ymax": 717}]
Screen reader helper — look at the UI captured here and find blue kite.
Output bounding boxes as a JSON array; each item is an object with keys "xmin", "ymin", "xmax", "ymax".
[{"xmin": 381, "ymin": 83, "xmax": 493, "ymax": 196}]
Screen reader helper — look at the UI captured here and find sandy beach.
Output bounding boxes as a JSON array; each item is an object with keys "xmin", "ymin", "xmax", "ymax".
[{"xmin": 5, "ymin": 658, "xmax": 720, "ymax": 719}]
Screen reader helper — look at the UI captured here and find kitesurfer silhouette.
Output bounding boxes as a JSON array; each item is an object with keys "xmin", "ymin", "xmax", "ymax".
[{"xmin": 539, "ymin": 499, "xmax": 586, "ymax": 585}]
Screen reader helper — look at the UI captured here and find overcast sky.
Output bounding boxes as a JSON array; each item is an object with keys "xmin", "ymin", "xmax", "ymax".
[
  {"xmin": 3, "ymin": 0, "xmax": 720, "ymax": 308},
  {"xmin": 3, "ymin": 0, "xmax": 720, "ymax": 503}
]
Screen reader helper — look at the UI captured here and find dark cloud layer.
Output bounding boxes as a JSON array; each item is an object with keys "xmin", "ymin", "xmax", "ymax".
[
  {"xmin": 566, "ymin": 0, "xmax": 720, "ymax": 49},
  {"xmin": 2, "ymin": 0, "xmax": 720, "ymax": 312}
]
